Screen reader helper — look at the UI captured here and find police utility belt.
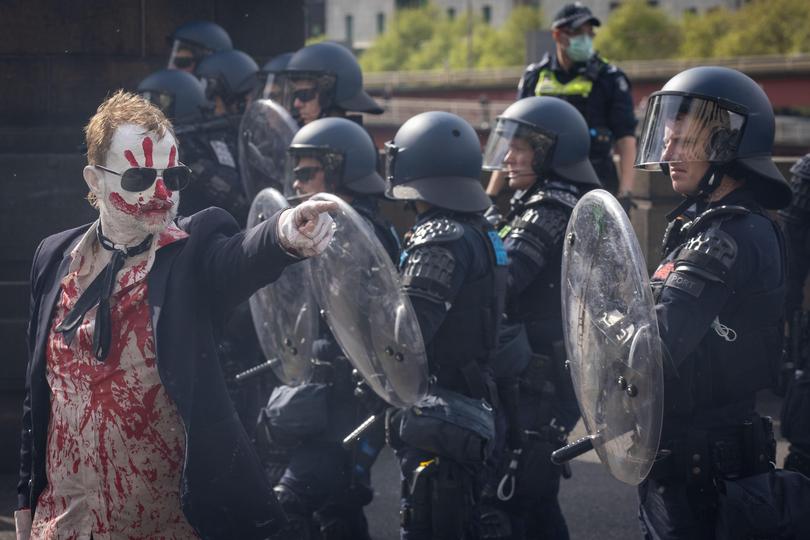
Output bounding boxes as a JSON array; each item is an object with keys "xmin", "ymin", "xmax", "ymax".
[
  {"xmin": 647, "ymin": 415, "xmax": 776, "ymax": 484},
  {"xmin": 394, "ymin": 386, "xmax": 496, "ymax": 464}
]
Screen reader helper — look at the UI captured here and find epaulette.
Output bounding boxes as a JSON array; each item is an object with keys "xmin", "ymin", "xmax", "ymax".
[
  {"xmin": 790, "ymin": 154, "xmax": 810, "ymax": 181},
  {"xmin": 523, "ymin": 188, "xmax": 579, "ymax": 211},
  {"xmin": 407, "ymin": 218, "xmax": 464, "ymax": 249},
  {"xmin": 682, "ymin": 205, "xmax": 752, "ymax": 239}
]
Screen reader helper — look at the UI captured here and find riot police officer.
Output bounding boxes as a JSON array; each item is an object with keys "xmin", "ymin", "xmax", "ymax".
[
  {"xmin": 488, "ymin": 3, "xmax": 636, "ymax": 203},
  {"xmin": 637, "ymin": 66, "xmax": 792, "ymax": 539},
  {"xmin": 177, "ymin": 49, "xmax": 260, "ymax": 225},
  {"xmin": 136, "ymin": 67, "xmax": 261, "ymax": 432},
  {"xmin": 778, "ymin": 154, "xmax": 810, "ymax": 477},
  {"xmin": 196, "ymin": 49, "xmax": 260, "ymax": 116},
  {"xmin": 167, "ymin": 20, "xmax": 232, "ymax": 72},
  {"xmin": 385, "ymin": 111, "xmax": 507, "ymax": 540},
  {"xmin": 138, "ymin": 68, "xmax": 213, "ymax": 125},
  {"xmin": 261, "ymin": 117, "xmax": 399, "ymax": 540},
  {"xmin": 275, "ymin": 41, "xmax": 383, "ymax": 126},
  {"xmin": 481, "ymin": 96, "xmax": 600, "ymax": 539}
]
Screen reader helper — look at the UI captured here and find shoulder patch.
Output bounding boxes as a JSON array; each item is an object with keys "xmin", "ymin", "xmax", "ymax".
[
  {"xmin": 209, "ymin": 140, "xmax": 237, "ymax": 168},
  {"xmin": 407, "ymin": 218, "xmax": 464, "ymax": 249},
  {"xmin": 616, "ymin": 75, "xmax": 629, "ymax": 93}
]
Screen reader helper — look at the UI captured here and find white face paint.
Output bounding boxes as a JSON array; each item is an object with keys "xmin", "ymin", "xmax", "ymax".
[{"xmin": 84, "ymin": 124, "xmax": 180, "ymax": 244}]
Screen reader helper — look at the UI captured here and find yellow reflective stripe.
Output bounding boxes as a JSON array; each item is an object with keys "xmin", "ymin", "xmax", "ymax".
[{"xmin": 534, "ymin": 69, "xmax": 592, "ymax": 97}]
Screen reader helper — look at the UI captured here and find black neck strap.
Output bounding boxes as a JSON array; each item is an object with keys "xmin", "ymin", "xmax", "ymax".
[{"xmin": 55, "ymin": 225, "xmax": 153, "ymax": 362}]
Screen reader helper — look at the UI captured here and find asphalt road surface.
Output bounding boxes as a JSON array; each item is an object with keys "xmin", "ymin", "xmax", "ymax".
[{"xmin": 0, "ymin": 391, "xmax": 790, "ymax": 540}]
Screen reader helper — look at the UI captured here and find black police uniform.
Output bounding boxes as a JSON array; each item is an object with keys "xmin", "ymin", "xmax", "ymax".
[
  {"xmin": 266, "ymin": 198, "xmax": 399, "ymax": 540},
  {"xmin": 174, "ymin": 121, "xmax": 264, "ymax": 433},
  {"xmin": 518, "ymin": 53, "xmax": 635, "ymax": 194},
  {"xmin": 778, "ymin": 154, "xmax": 810, "ymax": 477},
  {"xmin": 494, "ymin": 181, "xmax": 583, "ymax": 540},
  {"xmin": 179, "ymin": 124, "xmax": 249, "ymax": 227},
  {"xmin": 642, "ymin": 188, "xmax": 786, "ymax": 539},
  {"xmin": 396, "ymin": 209, "xmax": 507, "ymax": 540}
]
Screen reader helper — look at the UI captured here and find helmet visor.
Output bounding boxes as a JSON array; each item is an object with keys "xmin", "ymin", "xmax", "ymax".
[
  {"xmin": 139, "ymin": 90, "xmax": 175, "ymax": 119},
  {"xmin": 635, "ymin": 93, "xmax": 746, "ymax": 171},
  {"xmin": 275, "ymin": 72, "xmax": 336, "ymax": 124},
  {"xmin": 482, "ymin": 118, "xmax": 555, "ymax": 172},
  {"xmin": 167, "ymin": 39, "xmax": 207, "ymax": 71},
  {"xmin": 261, "ymin": 72, "xmax": 284, "ymax": 101}
]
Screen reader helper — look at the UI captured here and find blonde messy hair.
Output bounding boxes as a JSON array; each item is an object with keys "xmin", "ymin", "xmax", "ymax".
[{"xmin": 84, "ymin": 89, "xmax": 175, "ymax": 166}]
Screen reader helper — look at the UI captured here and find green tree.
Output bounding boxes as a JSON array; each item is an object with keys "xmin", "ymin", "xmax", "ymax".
[
  {"xmin": 477, "ymin": 5, "xmax": 545, "ymax": 68},
  {"xmin": 713, "ymin": 0, "xmax": 810, "ymax": 57},
  {"xmin": 594, "ymin": 0, "xmax": 681, "ymax": 61},
  {"xmin": 359, "ymin": 6, "xmax": 439, "ymax": 71},
  {"xmin": 359, "ymin": 3, "xmax": 544, "ymax": 71},
  {"xmin": 679, "ymin": 8, "xmax": 733, "ymax": 59}
]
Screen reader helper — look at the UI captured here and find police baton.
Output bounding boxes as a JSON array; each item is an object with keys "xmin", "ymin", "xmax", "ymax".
[{"xmin": 233, "ymin": 358, "xmax": 279, "ymax": 383}]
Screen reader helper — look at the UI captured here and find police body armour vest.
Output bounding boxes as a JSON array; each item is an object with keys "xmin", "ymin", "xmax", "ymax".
[{"xmin": 651, "ymin": 206, "xmax": 785, "ymax": 416}]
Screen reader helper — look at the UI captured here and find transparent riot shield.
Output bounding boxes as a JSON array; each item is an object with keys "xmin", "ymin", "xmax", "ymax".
[
  {"xmin": 247, "ymin": 188, "xmax": 316, "ymax": 385},
  {"xmin": 307, "ymin": 193, "xmax": 429, "ymax": 408},
  {"xmin": 239, "ymin": 99, "xmax": 298, "ymax": 201},
  {"xmin": 551, "ymin": 189, "xmax": 664, "ymax": 485}
]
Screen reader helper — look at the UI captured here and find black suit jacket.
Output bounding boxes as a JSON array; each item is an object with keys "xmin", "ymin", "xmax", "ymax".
[{"xmin": 18, "ymin": 207, "xmax": 298, "ymax": 539}]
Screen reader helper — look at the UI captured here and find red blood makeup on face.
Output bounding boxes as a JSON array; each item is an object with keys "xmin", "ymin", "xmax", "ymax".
[
  {"xmin": 153, "ymin": 179, "xmax": 171, "ymax": 201},
  {"xmin": 142, "ymin": 137, "xmax": 154, "ymax": 167},
  {"xmin": 101, "ymin": 128, "xmax": 180, "ymax": 233}
]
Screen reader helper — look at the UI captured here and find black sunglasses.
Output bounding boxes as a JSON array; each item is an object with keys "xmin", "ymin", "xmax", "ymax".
[
  {"xmin": 96, "ymin": 164, "xmax": 192, "ymax": 192},
  {"xmin": 293, "ymin": 88, "xmax": 318, "ymax": 103},
  {"xmin": 293, "ymin": 166, "xmax": 323, "ymax": 183},
  {"xmin": 172, "ymin": 56, "xmax": 195, "ymax": 69}
]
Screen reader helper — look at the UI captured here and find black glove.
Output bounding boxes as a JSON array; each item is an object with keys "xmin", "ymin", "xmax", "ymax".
[{"xmin": 617, "ymin": 192, "xmax": 637, "ymax": 215}]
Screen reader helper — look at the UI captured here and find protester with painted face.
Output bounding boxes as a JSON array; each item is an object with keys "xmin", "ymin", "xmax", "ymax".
[
  {"xmin": 488, "ymin": 2, "xmax": 636, "ymax": 206},
  {"xmin": 385, "ymin": 111, "xmax": 507, "ymax": 540},
  {"xmin": 259, "ymin": 117, "xmax": 399, "ymax": 540},
  {"xmin": 637, "ymin": 67, "xmax": 810, "ymax": 539},
  {"xmin": 167, "ymin": 20, "xmax": 232, "ymax": 73},
  {"xmin": 14, "ymin": 91, "xmax": 336, "ymax": 540},
  {"xmin": 480, "ymin": 96, "xmax": 600, "ymax": 540},
  {"xmin": 276, "ymin": 42, "xmax": 383, "ymax": 127}
]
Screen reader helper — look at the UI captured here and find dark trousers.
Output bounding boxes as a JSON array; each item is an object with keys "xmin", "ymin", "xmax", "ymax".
[
  {"xmin": 638, "ymin": 478, "xmax": 716, "ymax": 540},
  {"xmin": 397, "ymin": 446, "xmax": 478, "ymax": 540}
]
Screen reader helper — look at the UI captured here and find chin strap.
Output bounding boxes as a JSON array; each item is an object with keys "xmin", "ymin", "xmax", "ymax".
[{"xmin": 664, "ymin": 162, "xmax": 726, "ymax": 222}]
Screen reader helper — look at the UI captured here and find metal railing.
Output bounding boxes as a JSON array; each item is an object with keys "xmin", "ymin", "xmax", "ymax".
[
  {"xmin": 363, "ymin": 53, "xmax": 810, "ymax": 90},
  {"xmin": 365, "ymin": 97, "xmax": 514, "ymax": 128},
  {"xmin": 365, "ymin": 97, "xmax": 810, "ymax": 147}
]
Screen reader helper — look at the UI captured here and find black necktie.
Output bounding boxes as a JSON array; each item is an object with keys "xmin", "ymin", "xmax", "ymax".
[{"xmin": 55, "ymin": 225, "xmax": 152, "ymax": 361}]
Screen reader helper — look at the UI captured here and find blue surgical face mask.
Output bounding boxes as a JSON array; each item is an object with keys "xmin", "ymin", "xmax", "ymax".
[{"xmin": 566, "ymin": 34, "xmax": 593, "ymax": 63}]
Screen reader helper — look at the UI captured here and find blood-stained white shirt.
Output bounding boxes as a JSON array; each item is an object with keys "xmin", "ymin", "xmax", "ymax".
[{"xmin": 31, "ymin": 222, "xmax": 201, "ymax": 540}]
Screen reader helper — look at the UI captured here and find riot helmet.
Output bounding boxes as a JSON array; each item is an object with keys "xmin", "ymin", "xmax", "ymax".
[
  {"xmin": 483, "ymin": 96, "xmax": 600, "ymax": 188},
  {"xmin": 277, "ymin": 42, "xmax": 383, "ymax": 125},
  {"xmin": 286, "ymin": 117, "xmax": 385, "ymax": 196},
  {"xmin": 636, "ymin": 66, "xmax": 791, "ymax": 210},
  {"xmin": 167, "ymin": 20, "xmax": 232, "ymax": 72},
  {"xmin": 259, "ymin": 52, "xmax": 294, "ymax": 101},
  {"xmin": 137, "ymin": 69, "xmax": 212, "ymax": 124},
  {"xmin": 385, "ymin": 111, "xmax": 490, "ymax": 213},
  {"xmin": 195, "ymin": 49, "xmax": 259, "ymax": 114}
]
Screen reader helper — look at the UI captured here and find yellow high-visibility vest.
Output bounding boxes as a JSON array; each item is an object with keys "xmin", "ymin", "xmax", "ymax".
[{"xmin": 534, "ymin": 69, "xmax": 593, "ymax": 98}]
